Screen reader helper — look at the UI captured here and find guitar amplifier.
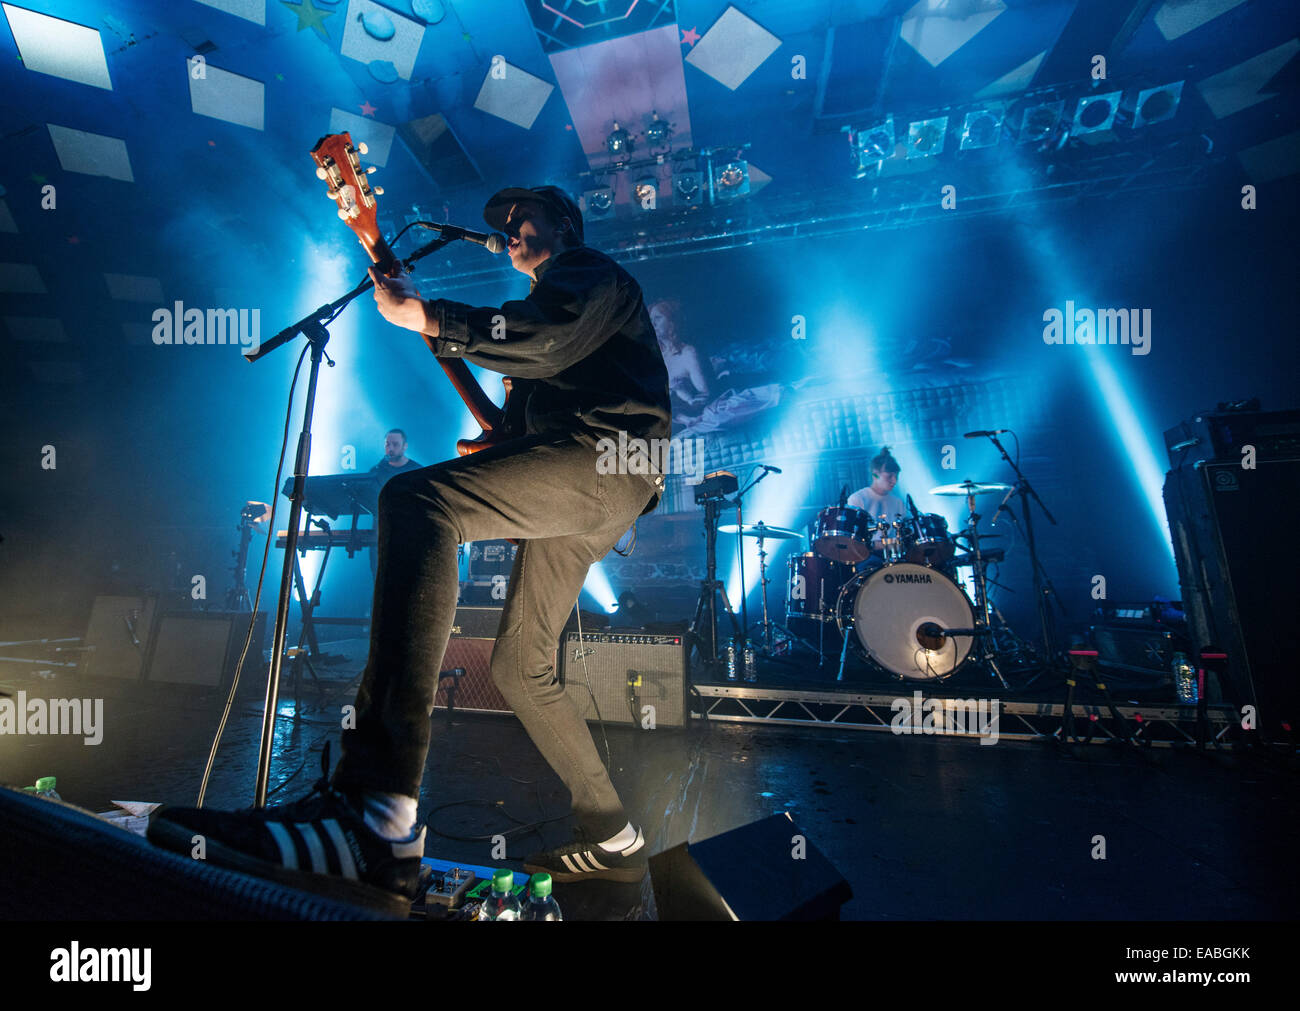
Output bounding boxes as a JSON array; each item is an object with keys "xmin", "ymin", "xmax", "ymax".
[
  {"xmin": 144, "ymin": 610, "xmax": 268, "ymax": 695},
  {"xmin": 434, "ymin": 607, "xmax": 558, "ymax": 716},
  {"xmin": 82, "ymin": 595, "xmax": 158, "ymax": 680},
  {"xmin": 561, "ymin": 630, "xmax": 689, "ymax": 728}
]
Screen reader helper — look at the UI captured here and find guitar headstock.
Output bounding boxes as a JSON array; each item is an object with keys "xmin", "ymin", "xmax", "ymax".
[{"xmin": 310, "ymin": 132, "xmax": 397, "ymax": 273}]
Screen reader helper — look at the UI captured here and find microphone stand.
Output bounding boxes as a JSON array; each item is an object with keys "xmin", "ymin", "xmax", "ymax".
[
  {"xmin": 241, "ymin": 236, "xmax": 454, "ymax": 808},
  {"xmin": 984, "ymin": 433, "xmax": 1066, "ymax": 667}
]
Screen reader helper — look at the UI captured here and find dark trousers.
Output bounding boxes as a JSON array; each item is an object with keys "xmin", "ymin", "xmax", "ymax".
[{"xmin": 332, "ymin": 433, "xmax": 654, "ymax": 842}]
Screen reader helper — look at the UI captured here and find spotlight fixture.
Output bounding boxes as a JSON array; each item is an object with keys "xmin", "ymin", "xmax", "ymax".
[
  {"xmin": 674, "ymin": 169, "xmax": 703, "ymax": 205},
  {"xmin": 906, "ymin": 116, "xmax": 948, "ymax": 159},
  {"xmin": 1072, "ymin": 90, "xmax": 1122, "ymax": 142},
  {"xmin": 583, "ymin": 185, "xmax": 615, "ymax": 220},
  {"xmin": 1132, "ymin": 81, "xmax": 1183, "ymax": 128},
  {"xmin": 1018, "ymin": 99, "xmax": 1064, "ymax": 144},
  {"xmin": 606, "ymin": 121, "xmax": 633, "ymax": 159},
  {"xmin": 645, "ymin": 111, "xmax": 672, "ymax": 147},
  {"xmin": 633, "ymin": 176, "xmax": 658, "ymax": 211},
  {"xmin": 854, "ymin": 116, "xmax": 896, "ymax": 161},
  {"xmin": 959, "ymin": 104, "xmax": 1004, "ymax": 150},
  {"xmin": 713, "ymin": 160, "xmax": 750, "ymax": 199}
]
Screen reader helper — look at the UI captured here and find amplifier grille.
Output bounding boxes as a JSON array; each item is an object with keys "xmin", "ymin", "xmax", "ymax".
[{"xmin": 561, "ymin": 631, "xmax": 688, "ymax": 728}]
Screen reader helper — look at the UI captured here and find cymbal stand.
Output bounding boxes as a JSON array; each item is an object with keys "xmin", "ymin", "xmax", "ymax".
[
  {"xmin": 729, "ymin": 469, "xmax": 769, "ymax": 656},
  {"xmin": 961, "ymin": 491, "xmax": 1010, "ymax": 689},
  {"xmin": 750, "ymin": 525, "xmax": 800, "ymax": 660}
]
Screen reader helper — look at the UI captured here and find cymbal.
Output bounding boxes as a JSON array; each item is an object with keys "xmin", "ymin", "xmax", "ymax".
[
  {"xmin": 718, "ymin": 523, "xmax": 805, "ymax": 541},
  {"xmin": 929, "ymin": 480, "xmax": 1014, "ymax": 497}
]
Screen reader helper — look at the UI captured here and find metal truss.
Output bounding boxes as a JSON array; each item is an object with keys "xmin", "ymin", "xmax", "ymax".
[
  {"xmin": 422, "ymin": 148, "xmax": 1219, "ymax": 295},
  {"xmin": 691, "ymin": 683, "xmax": 1238, "ymax": 748}
]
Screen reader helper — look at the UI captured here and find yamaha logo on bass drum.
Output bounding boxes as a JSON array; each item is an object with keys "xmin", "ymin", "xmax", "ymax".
[{"xmin": 883, "ymin": 572, "xmax": 933, "ymax": 584}]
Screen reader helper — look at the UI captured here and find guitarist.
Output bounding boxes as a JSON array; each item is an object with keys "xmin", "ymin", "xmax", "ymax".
[{"xmin": 149, "ymin": 186, "xmax": 672, "ymax": 910}]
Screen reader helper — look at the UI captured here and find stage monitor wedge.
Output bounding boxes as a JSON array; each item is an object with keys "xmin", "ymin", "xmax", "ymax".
[{"xmin": 650, "ymin": 812, "xmax": 851, "ymax": 920}]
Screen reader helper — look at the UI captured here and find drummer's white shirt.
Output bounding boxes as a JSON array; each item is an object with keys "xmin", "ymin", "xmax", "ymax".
[{"xmin": 846, "ymin": 486, "xmax": 906, "ymax": 523}]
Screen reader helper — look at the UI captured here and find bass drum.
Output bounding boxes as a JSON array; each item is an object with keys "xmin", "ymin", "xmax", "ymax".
[{"xmin": 838, "ymin": 562, "xmax": 975, "ymax": 681}]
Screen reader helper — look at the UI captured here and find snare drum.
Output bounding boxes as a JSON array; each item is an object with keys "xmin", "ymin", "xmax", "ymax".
[{"xmin": 813, "ymin": 507, "xmax": 874, "ymax": 563}]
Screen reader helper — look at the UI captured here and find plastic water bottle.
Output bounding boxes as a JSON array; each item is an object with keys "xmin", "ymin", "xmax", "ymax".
[
  {"xmin": 23, "ymin": 776, "xmax": 61, "ymax": 801},
  {"xmin": 724, "ymin": 640, "xmax": 739, "ymax": 681},
  {"xmin": 478, "ymin": 869, "xmax": 522, "ymax": 921},
  {"xmin": 520, "ymin": 873, "xmax": 562, "ymax": 921},
  {"xmin": 743, "ymin": 644, "xmax": 757, "ymax": 683},
  {"xmin": 1172, "ymin": 652, "xmax": 1198, "ymax": 704}
]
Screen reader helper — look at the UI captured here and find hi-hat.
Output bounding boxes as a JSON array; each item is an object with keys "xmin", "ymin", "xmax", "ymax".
[
  {"xmin": 929, "ymin": 480, "xmax": 1013, "ymax": 497},
  {"xmin": 718, "ymin": 523, "xmax": 804, "ymax": 541}
]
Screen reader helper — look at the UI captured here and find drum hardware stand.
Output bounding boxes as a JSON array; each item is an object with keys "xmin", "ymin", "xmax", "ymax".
[
  {"xmin": 748, "ymin": 524, "xmax": 800, "ymax": 663},
  {"xmin": 954, "ymin": 493, "xmax": 1013, "ymax": 688},
  {"xmin": 689, "ymin": 495, "xmax": 742, "ymax": 673},
  {"xmin": 982, "ymin": 432, "xmax": 1066, "ymax": 663},
  {"xmin": 1059, "ymin": 649, "xmax": 1135, "ymax": 746},
  {"xmin": 834, "ymin": 578, "xmax": 860, "ymax": 683}
]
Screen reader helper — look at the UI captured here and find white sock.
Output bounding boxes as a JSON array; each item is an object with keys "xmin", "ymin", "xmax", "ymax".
[
  {"xmin": 597, "ymin": 822, "xmax": 638, "ymax": 853},
  {"xmin": 362, "ymin": 791, "xmax": 418, "ymax": 841}
]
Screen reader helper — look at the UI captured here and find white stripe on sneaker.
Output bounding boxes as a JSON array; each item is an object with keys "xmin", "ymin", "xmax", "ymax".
[
  {"xmin": 562, "ymin": 853, "xmax": 586, "ymax": 874},
  {"xmin": 295, "ymin": 822, "xmax": 329, "ymax": 874},
  {"xmin": 320, "ymin": 819, "xmax": 358, "ymax": 879},
  {"xmin": 620, "ymin": 829, "xmax": 645, "ymax": 856},
  {"xmin": 265, "ymin": 822, "xmax": 299, "ymax": 869},
  {"xmin": 585, "ymin": 851, "xmax": 609, "ymax": 870}
]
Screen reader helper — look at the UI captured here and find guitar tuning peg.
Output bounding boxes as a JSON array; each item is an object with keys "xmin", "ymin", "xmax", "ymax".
[
  {"xmin": 366, "ymin": 166, "xmax": 377, "ymax": 174},
  {"xmin": 337, "ymin": 208, "xmax": 349, "ymax": 221},
  {"xmin": 326, "ymin": 189, "xmax": 339, "ymax": 199},
  {"xmin": 374, "ymin": 186, "xmax": 384, "ymax": 196},
  {"xmin": 315, "ymin": 166, "xmax": 328, "ymax": 181},
  {"xmin": 357, "ymin": 142, "xmax": 369, "ymax": 155}
]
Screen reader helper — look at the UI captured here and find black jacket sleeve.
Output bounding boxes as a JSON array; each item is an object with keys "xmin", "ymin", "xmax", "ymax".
[{"xmin": 428, "ymin": 251, "xmax": 640, "ymax": 380}]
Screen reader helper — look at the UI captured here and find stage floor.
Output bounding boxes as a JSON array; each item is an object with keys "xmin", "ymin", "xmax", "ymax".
[{"xmin": 1, "ymin": 641, "xmax": 1294, "ymax": 921}]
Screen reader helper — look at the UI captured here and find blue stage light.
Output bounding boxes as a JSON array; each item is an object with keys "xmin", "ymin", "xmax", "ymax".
[{"xmin": 583, "ymin": 562, "xmax": 620, "ymax": 613}]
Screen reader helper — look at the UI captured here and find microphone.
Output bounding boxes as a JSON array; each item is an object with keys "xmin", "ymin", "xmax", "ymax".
[
  {"xmin": 838, "ymin": 485, "xmax": 849, "ymax": 507},
  {"xmin": 906, "ymin": 493, "xmax": 921, "ymax": 521},
  {"xmin": 963, "ymin": 429, "xmax": 1009, "ymax": 439},
  {"xmin": 761, "ymin": 464, "xmax": 783, "ymax": 474},
  {"xmin": 421, "ymin": 222, "xmax": 508, "ymax": 254}
]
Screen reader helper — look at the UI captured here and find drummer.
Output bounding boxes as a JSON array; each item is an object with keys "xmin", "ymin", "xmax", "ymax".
[{"xmin": 847, "ymin": 446, "xmax": 907, "ymax": 567}]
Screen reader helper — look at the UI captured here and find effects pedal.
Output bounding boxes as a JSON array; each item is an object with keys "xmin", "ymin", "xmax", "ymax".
[{"xmin": 419, "ymin": 864, "xmax": 476, "ymax": 911}]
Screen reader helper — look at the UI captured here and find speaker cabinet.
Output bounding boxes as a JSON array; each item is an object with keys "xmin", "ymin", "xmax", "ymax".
[
  {"xmin": 434, "ymin": 607, "xmax": 516, "ymax": 715},
  {"xmin": 650, "ymin": 813, "xmax": 852, "ymax": 920},
  {"xmin": 143, "ymin": 611, "xmax": 267, "ymax": 693},
  {"xmin": 82, "ymin": 595, "xmax": 157, "ymax": 680},
  {"xmin": 1164, "ymin": 457, "xmax": 1300, "ymax": 738},
  {"xmin": 561, "ymin": 630, "xmax": 689, "ymax": 728}
]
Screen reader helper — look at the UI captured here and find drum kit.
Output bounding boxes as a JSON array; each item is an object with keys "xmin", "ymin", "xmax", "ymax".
[
  {"xmin": 771, "ymin": 479, "xmax": 1036, "ymax": 685},
  {"xmin": 687, "ymin": 441, "xmax": 1059, "ymax": 687}
]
